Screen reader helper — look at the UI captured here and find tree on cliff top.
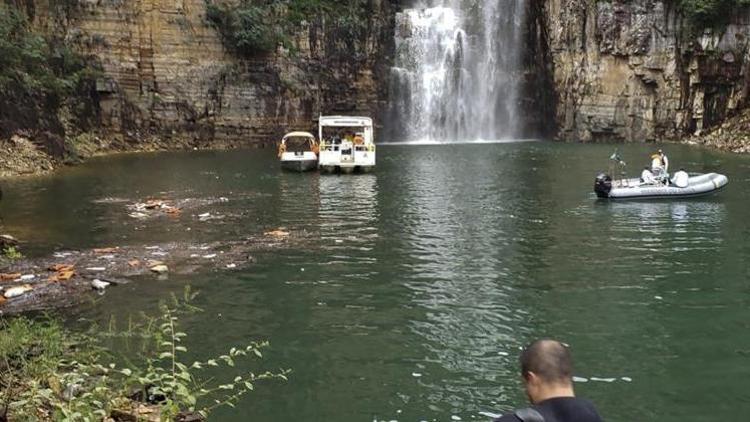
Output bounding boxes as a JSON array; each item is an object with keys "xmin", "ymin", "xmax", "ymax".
[{"xmin": 678, "ymin": 0, "xmax": 750, "ymax": 26}]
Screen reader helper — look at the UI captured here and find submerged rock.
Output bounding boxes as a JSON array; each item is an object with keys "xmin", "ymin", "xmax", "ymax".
[{"xmin": 0, "ymin": 234, "xmax": 19, "ymax": 249}]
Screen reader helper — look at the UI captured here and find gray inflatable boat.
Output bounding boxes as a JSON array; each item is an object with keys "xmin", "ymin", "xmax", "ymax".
[{"xmin": 595, "ymin": 172, "xmax": 728, "ymax": 200}]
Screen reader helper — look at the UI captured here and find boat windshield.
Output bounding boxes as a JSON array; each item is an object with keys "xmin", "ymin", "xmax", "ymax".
[{"xmin": 281, "ymin": 132, "xmax": 317, "ymax": 152}]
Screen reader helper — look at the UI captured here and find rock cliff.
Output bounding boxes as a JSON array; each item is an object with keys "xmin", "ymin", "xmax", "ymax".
[
  {"xmin": 543, "ymin": 0, "xmax": 750, "ymax": 143},
  {"xmin": 19, "ymin": 0, "xmax": 399, "ymax": 152},
  {"xmin": 4, "ymin": 0, "xmax": 750, "ymax": 174}
]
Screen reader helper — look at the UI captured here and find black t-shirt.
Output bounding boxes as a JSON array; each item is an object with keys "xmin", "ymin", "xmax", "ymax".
[{"xmin": 494, "ymin": 397, "xmax": 602, "ymax": 422}]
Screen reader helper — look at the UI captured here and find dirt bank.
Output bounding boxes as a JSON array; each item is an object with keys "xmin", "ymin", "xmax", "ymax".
[{"xmin": 0, "ymin": 132, "xmax": 267, "ymax": 178}]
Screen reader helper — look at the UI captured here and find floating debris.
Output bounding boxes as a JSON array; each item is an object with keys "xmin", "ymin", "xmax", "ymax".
[
  {"xmin": 265, "ymin": 229, "xmax": 290, "ymax": 238},
  {"xmin": 48, "ymin": 264, "xmax": 76, "ymax": 282},
  {"xmin": 4, "ymin": 285, "xmax": 33, "ymax": 299},
  {"xmin": 149, "ymin": 264, "xmax": 169, "ymax": 274},
  {"xmin": 127, "ymin": 199, "xmax": 182, "ymax": 219},
  {"xmin": 91, "ymin": 279, "xmax": 110, "ymax": 291},
  {"xmin": 0, "ymin": 273, "xmax": 22, "ymax": 282},
  {"xmin": 93, "ymin": 247, "xmax": 119, "ymax": 254}
]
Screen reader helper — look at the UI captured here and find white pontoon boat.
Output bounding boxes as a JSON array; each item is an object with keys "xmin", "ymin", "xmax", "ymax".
[{"xmin": 318, "ymin": 116, "xmax": 376, "ymax": 173}]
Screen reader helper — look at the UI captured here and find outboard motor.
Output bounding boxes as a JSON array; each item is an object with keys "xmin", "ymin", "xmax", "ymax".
[{"xmin": 594, "ymin": 173, "xmax": 612, "ymax": 198}]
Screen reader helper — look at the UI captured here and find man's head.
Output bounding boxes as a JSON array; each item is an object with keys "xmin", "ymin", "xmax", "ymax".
[{"xmin": 519, "ymin": 339, "xmax": 575, "ymax": 404}]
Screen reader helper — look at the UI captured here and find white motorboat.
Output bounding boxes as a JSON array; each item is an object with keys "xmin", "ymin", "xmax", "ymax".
[
  {"xmin": 595, "ymin": 172, "xmax": 728, "ymax": 199},
  {"xmin": 278, "ymin": 132, "xmax": 319, "ymax": 172},
  {"xmin": 318, "ymin": 116, "xmax": 376, "ymax": 173}
]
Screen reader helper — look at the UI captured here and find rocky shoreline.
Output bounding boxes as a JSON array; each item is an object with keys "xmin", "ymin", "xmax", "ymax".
[
  {"xmin": 0, "ymin": 133, "xmax": 264, "ymax": 178},
  {"xmin": 682, "ymin": 108, "xmax": 750, "ymax": 154}
]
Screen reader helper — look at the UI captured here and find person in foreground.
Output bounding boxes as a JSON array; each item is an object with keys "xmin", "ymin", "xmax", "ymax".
[{"xmin": 494, "ymin": 339, "xmax": 603, "ymax": 422}]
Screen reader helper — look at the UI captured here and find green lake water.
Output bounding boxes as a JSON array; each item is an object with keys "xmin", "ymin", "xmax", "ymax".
[{"xmin": 1, "ymin": 141, "xmax": 749, "ymax": 421}]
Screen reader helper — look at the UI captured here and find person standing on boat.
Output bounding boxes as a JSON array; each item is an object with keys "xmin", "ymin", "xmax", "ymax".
[
  {"xmin": 650, "ymin": 149, "xmax": 669, "ymax": 185},
  {"xmin": 494, "ymin": 340, "xmax": 602, "ymax": 422},
  {"xmin": 658, "ymin": 149, "xmax": 669, "ymax": 174}
]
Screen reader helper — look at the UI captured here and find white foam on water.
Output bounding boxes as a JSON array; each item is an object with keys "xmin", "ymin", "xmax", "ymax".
[
  {"xmin": 381, "ymin": 138, "xmax": 538, "ymax": 146},
  {"xmin": 590, "ymin": 377, "xmax": 617, "ymax": 383}
]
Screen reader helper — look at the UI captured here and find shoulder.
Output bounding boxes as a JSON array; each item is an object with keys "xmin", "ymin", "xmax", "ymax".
[
  {"xmin": 494, "ymin": 408, "xmax": 544, "ymax": 422},
  {"xmin": 537, "ymin": 397, "xmax": 603, "ymax": 422},
  {"xmin": 493, "ymin": 414, "xmax": 521, "ymax": 422}
]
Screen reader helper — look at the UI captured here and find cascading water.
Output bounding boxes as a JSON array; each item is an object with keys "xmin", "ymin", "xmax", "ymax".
[{"xmin": 390, "ymin": 0, "xmax": 526, "ymax": 142}]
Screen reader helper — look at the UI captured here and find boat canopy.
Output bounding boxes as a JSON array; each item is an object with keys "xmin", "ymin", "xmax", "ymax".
[
  {"xmin": 318, "ymin": 116, "xmax": 373, "ymax": 127},
  {"xmin": 318, "ymin": 116, "xmax": 374, "ymax": 145},
  {"xmin": 282, "ymin": 131, "xmax": 316, "ymax": 141}
]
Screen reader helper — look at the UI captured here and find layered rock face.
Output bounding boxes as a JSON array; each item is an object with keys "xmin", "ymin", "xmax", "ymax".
[
  {"xmin": 543, "ymin": 0, "xmax": 750, "ymax": 142},
  {"xmin": 34, "ymin": 0, "xmax": 398, "ymax": 149}
]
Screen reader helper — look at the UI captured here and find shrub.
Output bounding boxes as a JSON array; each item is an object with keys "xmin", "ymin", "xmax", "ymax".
[
  {"xmin": 204, "ymin": 0, "xmax": 370, "ymax": 57},
  {"xmin": 0, "ymin": 287, "xmax": 289, "ymax": 420},
  {"xmin": 0, "ymin": 4, "xmax": 92, "ymax": 100}
]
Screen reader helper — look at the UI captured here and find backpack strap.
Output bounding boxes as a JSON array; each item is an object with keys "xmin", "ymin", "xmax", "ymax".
[{"xmin": 514, "ymin": 407, "xmax": 545, "ymax": 422}]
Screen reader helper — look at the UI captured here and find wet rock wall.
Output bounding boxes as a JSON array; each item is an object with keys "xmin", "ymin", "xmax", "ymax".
[
  {"xmin": 20, "ymin": 0, "xmax": 400, "ymax": 149},
  {"xmin": 542, "ymin": 0, "xmax": 750, "ymax": 142}
]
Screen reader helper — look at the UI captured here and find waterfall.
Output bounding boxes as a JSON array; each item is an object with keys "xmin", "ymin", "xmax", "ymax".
[{"xmin": 390, "ymin": 0, "xmax": 526, "ymax": 142}]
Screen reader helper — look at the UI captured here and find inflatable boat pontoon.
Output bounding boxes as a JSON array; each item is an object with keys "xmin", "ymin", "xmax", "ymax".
[{"xmin": 595, "ymin": 172, "xmax": 728, "ymax": 200}]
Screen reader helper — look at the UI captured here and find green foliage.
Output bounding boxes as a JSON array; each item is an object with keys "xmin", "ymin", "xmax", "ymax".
[
  {"xmin": 0, "ymin": 287, "xmax": 289, "ymax": 420},
  {"xmin": 2, "ymin": 246, "xmax": 23, "ymax": 260},
  {"xmin": 0, "ymin": 4, "xmax": 94, "ymax": 101},
  {"xmin": 206, "ymin": 2, "xmax": 285, "ymax": 55},
  {"xmin": 204, "ymin": 0, "xmax": 370, "ymax": 57},
  {"xmin": 677, "ymin": 0, "xmax": 750, "ymax": 27}
]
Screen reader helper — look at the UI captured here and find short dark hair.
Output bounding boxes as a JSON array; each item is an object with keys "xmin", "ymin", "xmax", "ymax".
[{"xmin": 520, "ymin": 339, "xmax": 573, "ymax": 384}]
